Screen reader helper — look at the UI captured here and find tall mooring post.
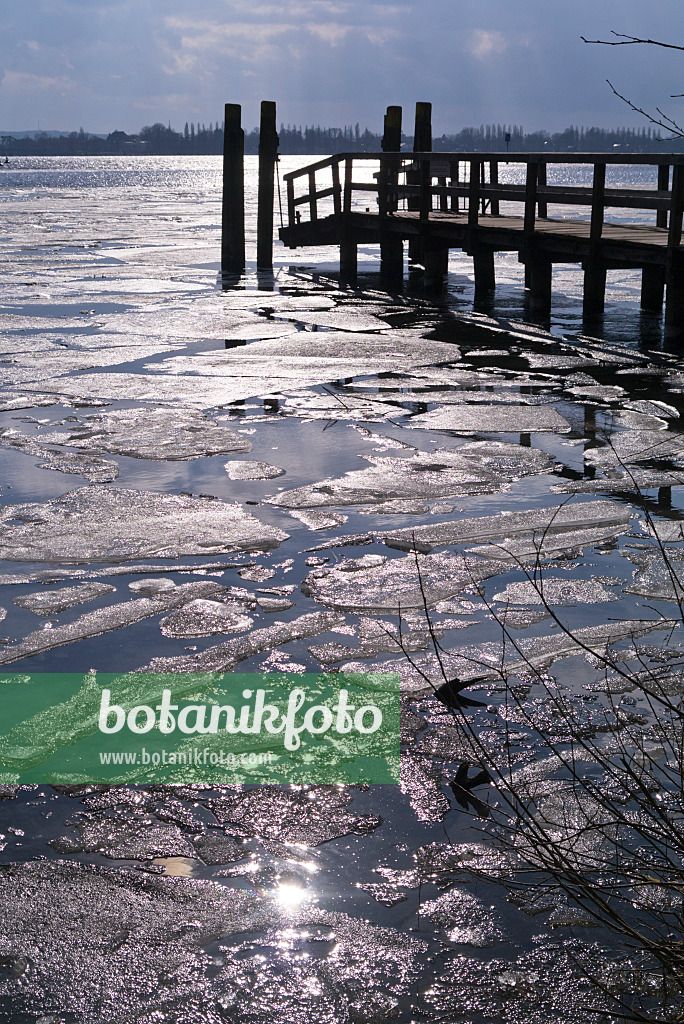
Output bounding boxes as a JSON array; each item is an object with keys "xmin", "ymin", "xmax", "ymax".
[
  {"xmin": 221, "ymin": 103, "xmax": 245, "ymax": 277},
  {"xmin": 339, "ymin": 156, "xmax": 357, "ymax": 283},
  {"xmin": 257, "ymin": 101, "xmax": 279, "ymax": 270},
  {"xmin": 379, "ymin": 105, "xmax": 403, "ymax": 285},
  {"xmin": 408, "ymin": 102, "xmax": 432, "ymax": 267}
]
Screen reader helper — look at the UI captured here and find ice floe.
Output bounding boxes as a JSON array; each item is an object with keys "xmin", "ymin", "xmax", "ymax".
[
  {"xmin": 0, "ymin": 487, "xmax": 288, "ymax": 563},
  {"xmin": 39, "ymin": 407, "xmax": 253, "ymax": 460},
  {"xmin": 13, "ymin": 582, "xmax": 116, "ymax": 615},
  {"xmin": 270, "ymin": 443, "xmax": 555, "ymax": 509}
]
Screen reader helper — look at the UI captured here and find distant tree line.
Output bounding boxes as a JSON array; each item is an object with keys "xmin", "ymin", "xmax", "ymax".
[{"xmin": 2, "ymin": 120, "xmax": 683, "ymax": 156}]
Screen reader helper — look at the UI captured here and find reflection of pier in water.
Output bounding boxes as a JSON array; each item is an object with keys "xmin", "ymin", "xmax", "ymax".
[{"xmin": 280, "ymin": 150, "xmax": 684, "ymax": 342}]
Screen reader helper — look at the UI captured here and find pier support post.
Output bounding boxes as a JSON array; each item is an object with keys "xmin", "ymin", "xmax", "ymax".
[
  {"xmin": 257, "ymin": 100, "xmax": 279, "ymax": 270},
  {"xmin": 582, "ymin": 161, "xmax": 606, "ymax": 321},
  {"xmin": 583, "ymin": 261, "xmax": 607, "ymax": 321},
  {"xmin": 221, "ymin": 103, "xmax": 245, "ymax": 277},
  {"xmin": 340, "ymin": 238, "xmax": 358, "ymax": 283},
  {"xmin": 665, "ymin": 254, "xmax": 684, "ymax": 344},
  {"xmin": 526, "ymin": 254, "xmax": 552, "ymax": 318},
  {"xmin": 380, "ymin": 105, "xmax": 404, "ymax": 286},
  {"xmin": 424, "ymin": 240, "xmax": 449, "ymax": 292},
  {"xmin": 409, "ymin": 102, "xmax": 431, "ymax": 265},
  {"xmin": 381, "ymin": 236, "xmax": 404, "ymax": 285},
  {"xmin": 641, "ymin": 265, "xmax": 665, "ymax": 313},
  {"xmin": 473, "ymin": 248, "xmax": 495, "ymax": 298}
]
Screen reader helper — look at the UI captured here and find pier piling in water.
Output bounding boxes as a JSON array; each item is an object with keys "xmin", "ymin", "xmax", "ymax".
[
  {"xmin": 409, "ymin": 102, "xmax": 431, "ymax": 267},
  {"xmin": 257, "ymin": 101, "xmax": 279, "ymax": 270},
  {"xmin": 221, "ymin": 104, "xmax": 245, "ymax": 277},
  {"xmin": 380, "ymin": 106, "xmax": 404, "ymax": 285},
  {"xmin": 582, "ymin": 161, "xmax": 607, "ymax": 321}
]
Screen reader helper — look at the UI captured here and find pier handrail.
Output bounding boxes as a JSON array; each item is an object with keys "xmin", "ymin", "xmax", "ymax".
[{"xmin": 282, "ymin": 151, "xmax": 684, "ymax": 244}]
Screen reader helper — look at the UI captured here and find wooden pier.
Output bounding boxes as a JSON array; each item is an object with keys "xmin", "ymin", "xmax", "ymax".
[{"xmin": 279, "ymin": 150, "xmax": 684, "ymax": 342}]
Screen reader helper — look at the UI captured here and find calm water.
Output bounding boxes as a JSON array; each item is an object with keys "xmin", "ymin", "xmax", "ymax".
[{"xmin": 0, "ymin": 156, "xmax": 681, "ymax": 1023}]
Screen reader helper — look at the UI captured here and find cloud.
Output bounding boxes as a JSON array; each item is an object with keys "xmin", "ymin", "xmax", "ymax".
[
  {"xmin": 467, "ymin": 29, "xmax": 509, "ymax": 60},
  {"xmin": 2, "ymin": 70, "xmax": 76, "ymax": 93},
  {"xmin": 305, "ymin": 22, "xmax": 352, "ymax": 45}
]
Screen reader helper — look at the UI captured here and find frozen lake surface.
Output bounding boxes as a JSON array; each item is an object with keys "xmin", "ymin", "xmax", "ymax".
[{"xmin": 0, "ymin": 156, "xmax": 683, "ymax": 1022}]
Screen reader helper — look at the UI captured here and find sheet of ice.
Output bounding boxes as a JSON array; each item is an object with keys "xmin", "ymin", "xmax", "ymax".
[
  {"xmin": 302, "ymin": 552, "xmax": 508, "ymax": 612},
  {"xmin": 643, "ymin": 519, "xmax": 684, "ymax": 542},
  {"xmin": 287, "ymin": 509, "xmax": 349, "ymax": 530},
  {"xmin": 607, "ymin": 410, "xmax": 669, "ymax": 431},
  {"xmin": 309, "ymin": 614, "xmax": 443, "ymax": 663},
  {"xmin": 185, "ymin": 291, "xmax": 337, "ymax": 312},
  {"xmin": 498, "ymin": 618, "xmax": 677, "ymax": 680},
  {"xmin": 193, "ymin": 832, "xmax": 247, "ymax": 864},
  {"xmin": 19, "ymin": 372, "xmax": 280, "ymax": 407},
  {"xmin": 159, "ymin": 598, "xmax": 253, "ymax": 638},
  {"xmin": 421, "ymin": 888, "xmax": 505, "ymax": 947},
  {"xmin": 142, "ymin": 333, "xmax": 462, "ymax": 395},
  {"xmin": 53, "ymin": 817, "xmax": 195, "ymax": 860},
  {"xmin": 468, "ymin": 524, "xmax": 631, "ymax": 561},
  {"xmin": 269, "ymin": 443, "xmax": 555, "ymax": 509},
  {"xmin": 0, "ymin": 580, "xmax": 228, "ymax": 666},
  {"xmin": 0, "ymin": 561, "xmax": 241, "ymax": 587},
  {"xmin": 224, "ymin": 460, "xmax": 284, "ymax": 480},
  {"xmin": 0, "ymin": 429, "xmax": 119, "ymax": 482},
  {"xmin": 282, "ymin": 393, "xmax": 405, "ymax": 421},
  {"xmin": 0, "ymin": 392, "xmax": 59, "ymax": 411},
  {"xmin": 584, "ymin": 429, "xmax": 684, "ymax": 470},
  {"xmin": 56, "ymin": 276, "xmax": 207, "ymax": 296},
  {"xmin": 39, "ymin": 408, "xmax": 253, "ymax": 460},
  {"xmin": 623, "ymin": 560, "xmax": 684, "ymax": 601},
  {"xmin": 0, "ymin": 859, "xmax": 379, "ymax": 1022},
  {"xmin": 13, "ymin": 582, "xmax": 116, "ymax": 615},
  {"xmin": 128, "ymin": 578, "xmax": 178, "ymax": 595},
  {"xmin": 408, "ymin": 404, "xmax": 571, "ymax": 433},
  {"xmin": 381, "ymin": 500, "xmax": 631, "ymax": 553},
  {"xmin": 256, "ymin": 596, "xmax": 295, "ymax": 613},
  {"xmin": 492, "ymin": 577, "xmax": 619, "ymax": 606},
  {"xmin": 6, "ymin": 344, "xmax": 173, "ymax": 376},
  {"xmin": 206, "ymin": 787, "xmax": 380, "ymax": 845},
  {"xmin": 0, "ymin": 487, "xmax": 288, "ymax": 563},
  {"xmin": 359, "ymin": 500, "xmax": 430, "ymax": 515},
  {"xmin": 551, "ymin": 473, "xmax": 684, "ymax": 493},
  {"xmin": 625, "ymin": 399, "xmax": 679, "ymax": 419},
  {"xmin": 416, "ymin": 841, "xmax": 514, "ymax": 881},
  {"xmin": 567, "ymin": 384, "xmax": 627, "ymax": 401},
  {"xmin": 144, "ymin": 610, "xmax": 345, "ymax": 672},
  {"xmin": 92, "ymin": 307, "xmax": 277, "ymax": 340},
  {"xmin": 273, "ymin": 308, "xmax": 390, "ymax": 331},
  {"xmin": 401, "ymin": 748, "xmax": 450, "ymax": 821},
  {"xmin": 496, "ymin": 608, "xmax": 551, "ymax": 629}
]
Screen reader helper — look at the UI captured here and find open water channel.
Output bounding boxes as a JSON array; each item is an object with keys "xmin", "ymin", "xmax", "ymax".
[{"xmin": 0, "ymin": 156, "xmax": 682, "ymax": 1022}]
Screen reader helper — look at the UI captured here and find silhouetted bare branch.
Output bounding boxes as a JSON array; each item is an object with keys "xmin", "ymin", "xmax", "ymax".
[
  {"xmin": 581, "ymin": 31, "xmax": 684, "ymax": 52},
  {"xmin": 582, "ymin": 32, "xmax": 684, "ymax": 138}
]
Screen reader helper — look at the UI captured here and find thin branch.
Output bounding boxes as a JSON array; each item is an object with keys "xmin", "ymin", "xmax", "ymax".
[{"xmin": 581, "ymin": 31, "xmax": 684, "ymax": 52}]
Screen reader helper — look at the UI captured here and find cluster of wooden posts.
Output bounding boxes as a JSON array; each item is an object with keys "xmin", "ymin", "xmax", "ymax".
[
  {"xmin": 221, "ymin": 100, "xmax": 279, "ymax": 275},
  {"xmin": 221, "ymin": 100, "xmax": 684, "ymax": 342}
]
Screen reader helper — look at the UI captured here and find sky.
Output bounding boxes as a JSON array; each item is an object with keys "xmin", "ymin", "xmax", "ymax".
[{"xmin": 2, "ymin": 0, "xmax": 684, "ymax": 135}]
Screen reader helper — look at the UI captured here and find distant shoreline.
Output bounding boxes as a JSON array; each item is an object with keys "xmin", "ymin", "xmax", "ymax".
[{"xmin": 2, "ymin": 121, "xmax": 682, "ymax": 157}]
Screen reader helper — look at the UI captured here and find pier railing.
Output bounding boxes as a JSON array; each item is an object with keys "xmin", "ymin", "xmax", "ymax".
[{"xmin": 282, "ymin": 152, "xmax": 684, "ymax": 243}]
